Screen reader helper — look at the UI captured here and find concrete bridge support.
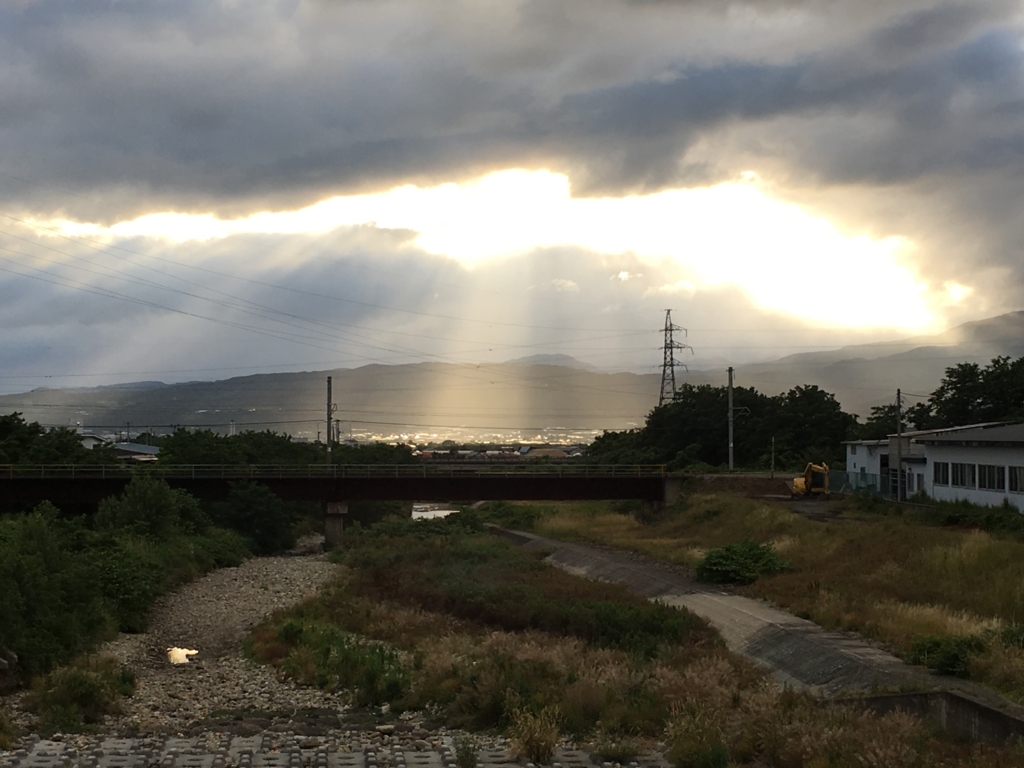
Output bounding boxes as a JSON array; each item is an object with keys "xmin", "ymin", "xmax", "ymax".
[
  {"xmin": 638, "ymin": 476, "xmax": 686, "ymax": 519},
  {"xmin": 324, "ymin": 501, "xmax": 348, "ymax": 547}
]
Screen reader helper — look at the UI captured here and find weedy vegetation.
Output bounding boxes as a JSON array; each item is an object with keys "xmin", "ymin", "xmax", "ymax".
[
  {"xmin": 26, "ymin": 654, "xmax": 135, "ymax": 733},
  {"xmin": 509, "ymin": 490, "xmax": 1024, "ymax": 707},
  {"xmin": 0, "ymin": 705, "xmax": 14, "ymax": 749},
  {"xmin": 250, "ymin": 510, "xmax": 1024, "ymax": 767},
  {"xmin": 695, "ymin": 541, "xmax": 789, "ymax": 585}
]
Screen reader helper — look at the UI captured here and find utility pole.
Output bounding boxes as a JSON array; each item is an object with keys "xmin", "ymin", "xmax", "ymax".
[
  {"xmin": 326, "ymin": 376, "xmax": 333, "ymax": 464},
  {"xmin": 771, "ymin": 436, "xmax": 775, "ymax": 479},
  {"xmin": 895, "ymin": 388, "xmax": 903, "ymax": 501},
  {"xmin": 728, "ymin": 367, "xmax": 735, "ymax": 470},
  {"xmin": 659, "ymin": 309, "xmax": 693, "ymax": 406}
]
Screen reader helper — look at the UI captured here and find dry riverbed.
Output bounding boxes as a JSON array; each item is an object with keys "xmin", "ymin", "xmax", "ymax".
[{"xmin": 4, "ymin": 537, "xmax": 343, "ymax": 735}]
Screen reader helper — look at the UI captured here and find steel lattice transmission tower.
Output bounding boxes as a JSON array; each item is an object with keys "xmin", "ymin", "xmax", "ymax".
[{"xmin": 659, "ymin": 309, "xmax": 693, "ymax": 406}]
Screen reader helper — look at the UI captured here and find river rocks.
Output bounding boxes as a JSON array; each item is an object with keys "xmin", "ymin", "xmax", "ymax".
[{"xmin": 0, "ymin": 535, "xmax": 674, "ymax": 768}]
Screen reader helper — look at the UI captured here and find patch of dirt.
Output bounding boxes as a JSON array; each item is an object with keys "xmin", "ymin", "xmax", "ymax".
[{"xmin": 695, "ymin": 475, "xmax": 794, "ymax": 497}]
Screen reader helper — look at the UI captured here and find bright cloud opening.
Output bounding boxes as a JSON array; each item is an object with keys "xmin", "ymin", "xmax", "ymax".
[{"xmin": 42, "ymin": 168, "xmax": 936, "ymax": 330}]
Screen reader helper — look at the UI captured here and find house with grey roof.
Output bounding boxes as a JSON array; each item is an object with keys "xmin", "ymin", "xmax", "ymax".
[
  {"xmin": 844, "ymin": 423, "xmax": 1005, "ymax": 498},
  {"xmin": 111, "ymin": 442, "xmax": 161, "ymax": 463},
  {"xmin": 915, "ymin": 423, "xmax": 1024, "ymax": 512}
]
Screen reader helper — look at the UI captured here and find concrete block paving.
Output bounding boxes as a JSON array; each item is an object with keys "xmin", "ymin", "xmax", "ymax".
[{"xmin": 2, "ymin": 736, "xmax": 664, "ymax": 768}]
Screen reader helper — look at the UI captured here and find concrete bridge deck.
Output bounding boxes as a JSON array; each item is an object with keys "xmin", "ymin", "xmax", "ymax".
[{"xmin": 0, "ymin": 464, "xmax": 675, "ymax": 507}]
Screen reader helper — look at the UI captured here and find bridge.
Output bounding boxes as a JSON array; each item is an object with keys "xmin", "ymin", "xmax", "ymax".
[{"xmin": 0, "ymin": 464, "xmax": 681, "ymax": 544}]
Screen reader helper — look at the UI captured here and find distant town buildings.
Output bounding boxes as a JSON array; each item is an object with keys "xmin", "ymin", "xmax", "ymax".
[{"xmin": 78, "ymin": 433, "xmax": 161, "ymax": 463}]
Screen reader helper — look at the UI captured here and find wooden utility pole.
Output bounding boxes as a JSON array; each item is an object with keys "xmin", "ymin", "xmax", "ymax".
[
  {"xmin": 728, "ymin": 367, "xmax": 735, "ymax": 470},
  {"xmin": 326, "ymin": 376, "xmax": 333, "ymax": 464},
  {"xmin": 895, "ymin": 388, "xmax": 903, "ymax": 501}
]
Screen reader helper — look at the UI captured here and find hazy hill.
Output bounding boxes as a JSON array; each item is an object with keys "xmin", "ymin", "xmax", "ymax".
[
  {"xmin": 0, "ymin": 361, "xmax": 661, "ymax": 441},
  {"xmin": 726, "ymin": 311, "xmax": 1024, "ymax": 418},
  {"xmin": 5, "ymin": 311, "xmax": 1024, "ymax": 438}
]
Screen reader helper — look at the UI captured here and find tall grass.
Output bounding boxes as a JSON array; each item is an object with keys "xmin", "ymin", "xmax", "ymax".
[
  {"xmin": 250, "ymin": 515, "xmax": 741, "ymax": 735},
  {"xmin": 248, "ymin": 513, "xmax": 1024, "ymax": 767},
  {"xmin": 27, "ymin": 654, "xmax": 135, "ymax": 733},
  {"xmin": 529, "ymin": 495, "xmax": 1024, "ymax": 703}
]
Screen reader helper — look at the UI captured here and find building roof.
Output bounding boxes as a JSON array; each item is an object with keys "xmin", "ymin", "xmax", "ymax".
[
  {"xmin": 896, "ymin": 422, "xmax": 1007, "ymax": 439},
  {"xmin": 915, "ymin": 423, "xmax": 1024, "ymax": 447},
  {"xmin": 845, "ymin": 423, "xmax": 1009, "ymax": 446},
  {"xmin": 111, "ymin": 443, "xmax": 161, "ymax": 455}
]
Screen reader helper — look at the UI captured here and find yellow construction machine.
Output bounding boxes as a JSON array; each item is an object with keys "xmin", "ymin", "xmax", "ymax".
[{"xmin": 792, "ymin": 462, "xmax": 830, "ymax": 498}]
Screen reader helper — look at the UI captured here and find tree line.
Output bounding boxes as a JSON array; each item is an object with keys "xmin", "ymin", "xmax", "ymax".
[
  {"xmin": 591, "ymin": 355, "xmax": 1024, "ymax": 470},
  {"xmin": 588, "ymin": 383, "xmax": 855, "ymax": 470}
]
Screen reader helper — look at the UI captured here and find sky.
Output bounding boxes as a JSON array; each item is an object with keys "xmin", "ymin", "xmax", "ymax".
[{"xmin": 2, "ymin": 0, "xmax": 1023, "ymax": 401}]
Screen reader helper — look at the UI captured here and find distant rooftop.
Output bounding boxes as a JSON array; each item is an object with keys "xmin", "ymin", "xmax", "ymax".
[
  {"xmin": 111, "ymin": 442, "xmax": 161, "ymax": 455},
  {"xmin": 915, "ymin": 423, "xmax": 1024, "ymax": 447}
]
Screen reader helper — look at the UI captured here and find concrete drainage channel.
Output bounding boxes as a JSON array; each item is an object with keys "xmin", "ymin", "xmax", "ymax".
[{"xmin": 490, "ymin": 526, "xmax": 1024, "ymax": 745}]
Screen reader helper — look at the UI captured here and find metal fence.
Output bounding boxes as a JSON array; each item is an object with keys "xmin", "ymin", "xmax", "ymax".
[
  {"xmin": 830, "ymin": 470, "xmax": 885, "ymax": 496},
  {"xmin": 0, "ymin": 463, "xmax": 667, "ymax": 480}
]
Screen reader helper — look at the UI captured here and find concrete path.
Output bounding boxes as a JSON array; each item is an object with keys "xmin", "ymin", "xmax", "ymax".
[{"xmin": 490, "ymin": 529, "xmax": 1019, "ymax": 703}]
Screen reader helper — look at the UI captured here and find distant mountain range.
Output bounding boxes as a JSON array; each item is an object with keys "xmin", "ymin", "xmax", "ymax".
[
  {"xmin": 4, "ymin": 312, "xmax": 1024, "ymax": 439},
  {"xmin": 0, "ymin": 360, "xmax": 660, "ymax": 441}
]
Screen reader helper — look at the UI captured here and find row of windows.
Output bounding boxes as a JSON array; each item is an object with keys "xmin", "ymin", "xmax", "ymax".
[{"xmin": 933, "ymin": 462, "xmax": 1024, "ymax": 492}]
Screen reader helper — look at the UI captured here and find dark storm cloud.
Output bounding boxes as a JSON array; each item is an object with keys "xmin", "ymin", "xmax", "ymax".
[
  {"xmin": 3, "ymin": 0, "xmax": 1024, "ymax": 355},
  {"xmin": 0, "ymin": 0, "xmax": 1019, "ymax": 215},
  {"xmin": 0, "ymin": 222, "xmax": 881, "ymax": 395}
]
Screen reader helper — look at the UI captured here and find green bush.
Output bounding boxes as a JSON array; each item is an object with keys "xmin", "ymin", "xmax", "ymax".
[
  {"xmin": 907, "ymin": 634, "xmax": 986, "ymax": 677},
  {"xmin": 475, "ymin": 501, "xmax": 547, "ymax": 530},
  {"xmin": 340, "ymin": 529, "xmax": 712, "ymax": 657},
  {"xmin": 254, "ymin": 617, "xmax": 408, "ymax": 706},
  {"xmin": 207, "ymin": 482, "xmax": 297, "ymax": 555},
  {"xmin": 594, "ymin": 736, "xmax": 640, "ymax": 764},
  {"xmin": 0, "ymin": 491, "xmax": 251, "ymax": 685},
  {"xmin": 0, "ymin": 705, "xmax": 15, "ymax": 748},
  {"xmin": 0, "ymin": 508, "xmax": 112, "ymax": 680},
  {"xmin": 28, "ymin": 655, "xmax": 135, "ymax": 732},
  {"xmin": 81, "ymin": 542, "xmax": 163, "ymax": 634},
  {"xmin": 696, "ymin": 541, "xmax": 789, "ymax": 585},
  {"xmin": 453, "ymin": 734, "xmax": 479, "ymax": 768},
  {"xmin": 95, "ymin": 475, "xmax": 207, "ymax": 540}
]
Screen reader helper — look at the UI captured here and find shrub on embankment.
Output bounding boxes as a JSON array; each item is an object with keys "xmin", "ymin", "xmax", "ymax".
[
  {"xmin": 249, "ymin": 513, "xmax": 1024, "ymax": 767},
  {"xmin": 695, "ymin": 541, "xmax": 789, "ymax": 585},
  {"xmin": 0, "ymin": 477, "xmax": 250, "ymax": 689},
  {"xmin": 530, "ymin": 493, "xmax": 1024, "ymax": 705},
  {"xmin": 250, "ymin": 512, "xmax": 730, "ymax": 734}
]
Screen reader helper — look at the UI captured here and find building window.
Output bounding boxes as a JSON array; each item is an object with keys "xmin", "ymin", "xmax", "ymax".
[
  {"xmin": 850, "ymin": 445, "xmax": 857, "ymax": 455},
  {"xmin": 934, "ymin": 462, "xmax": 949, "ymax": 486},
  {"xmin": 978, "ymin": 465, "xmax": 1006, "ymax": 492},
  {"xmin": 952, "ymin": 463, "xmax": 976, "ymax": 489},
  {"xmin": 1009, "ymin": 467, "xmax": 1024, "ymax": 493}
]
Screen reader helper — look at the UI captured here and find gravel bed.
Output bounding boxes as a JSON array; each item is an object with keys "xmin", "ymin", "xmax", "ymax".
[
  {"xmin": 2, "ymin": 536, "xmax": 342, "ymax": 736},
  {"xmin": 0, "ymin": 534, "xmax": 671, "ymax": 767}
]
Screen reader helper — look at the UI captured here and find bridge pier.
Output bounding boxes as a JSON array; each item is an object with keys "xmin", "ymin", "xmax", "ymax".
[
  {"xmin": 664, "ymin": 476, "xmax": 684, "ymax": 506},
  {"xmin": 324, "ymin": 501, "xmax": 348, "ymax": 547}
]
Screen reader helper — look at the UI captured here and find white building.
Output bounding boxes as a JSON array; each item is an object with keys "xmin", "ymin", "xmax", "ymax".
[
  {"xmin": 915, "ymin": 423, "xmax": 1024, "ymax": 512},
  {"xmin": 845, "ymin": 439, "xmax": 887, "ymax": 477},
  {"xmin": 845, "ymin": 423, "xmax": 1006, "ymax": 498}
]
